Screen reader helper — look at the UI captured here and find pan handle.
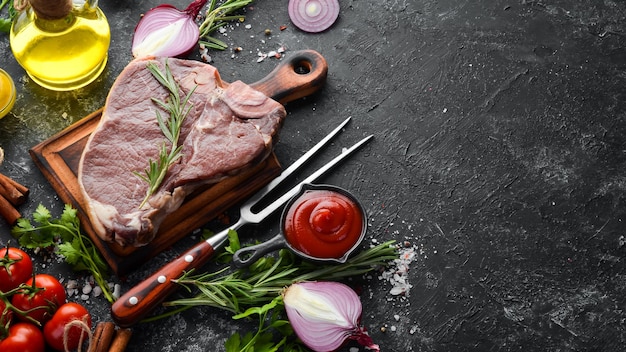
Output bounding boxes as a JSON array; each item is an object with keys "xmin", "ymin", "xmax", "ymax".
[
  {"xmin": 250, "ymin": 50, "xmax": 328, "ymax": 105},
  {"xmin": 232, "ymin": 234, "xmax": 287, "ymax": 267}
]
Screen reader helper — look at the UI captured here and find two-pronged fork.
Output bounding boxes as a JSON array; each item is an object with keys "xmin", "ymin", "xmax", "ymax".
[{"xmin": 111, "ymin": 117, "xmax": 373, "ymax": 327}]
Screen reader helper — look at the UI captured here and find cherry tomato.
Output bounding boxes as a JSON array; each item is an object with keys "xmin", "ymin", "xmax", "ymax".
[
  {"xmin": 43, "ymin": 302, "xmax": 91, "ymax": 351},
  {"xmin": 43, "ymin": 302, "xmax": 92, "ymax": 351},
  {"xmin": 0, "ymin": 322, "xmax": 45, "ymax": 352},
  {"xmin": 0, "ymin": 246, "xmax": 33, "ymax": 293},
  {"xmin": 11, "ymin": 274, "xmax": 66, "ymax": 324}
]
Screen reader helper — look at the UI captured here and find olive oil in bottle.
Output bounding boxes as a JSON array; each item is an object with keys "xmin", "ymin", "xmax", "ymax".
[{"xmin": 10, "ymin": 0, "xmax": 110, "ymax": 91}]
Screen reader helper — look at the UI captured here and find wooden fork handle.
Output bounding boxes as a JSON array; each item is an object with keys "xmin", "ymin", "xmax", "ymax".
[{"xmin": 110, "ymin": 232, "xmax": 227, "ymax": 327}]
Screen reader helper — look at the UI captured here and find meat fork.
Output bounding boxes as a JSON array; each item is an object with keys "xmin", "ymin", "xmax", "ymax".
[{"xmin": 111, "ymin": 117, "xmax": 373, "ymax": 327}]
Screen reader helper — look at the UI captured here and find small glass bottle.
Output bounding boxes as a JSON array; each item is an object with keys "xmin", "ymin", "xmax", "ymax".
[{"xmin": 10, "ymin": 0, "xmax": 111, "ymax": 91}]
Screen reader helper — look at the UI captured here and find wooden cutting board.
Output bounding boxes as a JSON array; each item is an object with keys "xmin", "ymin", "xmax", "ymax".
[{"xmin": 29, "ymin": 50, "xmax": 328, "ymax": 275}]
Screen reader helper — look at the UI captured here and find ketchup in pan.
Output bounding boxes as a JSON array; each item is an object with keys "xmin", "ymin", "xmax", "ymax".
[
  {"xmin": 283, "ymin": 187, "xmax": 363, "ymax": 259},
  {"xmin": 232, "ymin": 184, "xmax": 367, "ymax": 267}
]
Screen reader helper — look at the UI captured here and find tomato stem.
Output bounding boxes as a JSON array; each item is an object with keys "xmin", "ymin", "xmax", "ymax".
[
  {"xmin": 0, "ymin": 282, "xmax": 50, "ymax": 327},
  {"xmin": 0, "ymin": 244, "xmax": 19, "ymax": 276}
]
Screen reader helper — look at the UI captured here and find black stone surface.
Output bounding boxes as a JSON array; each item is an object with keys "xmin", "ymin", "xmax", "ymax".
[{"xmin": 1, "ymin": 0, "xmax": 626, "ymax": 351}]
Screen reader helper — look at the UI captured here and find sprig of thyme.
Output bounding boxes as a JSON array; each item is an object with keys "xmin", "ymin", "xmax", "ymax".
[
  {"xmin": 134, "ymin": 60, "xmax": 196, "ymax": 208},
  {"xmin": 198, "ymin": 0, "xmax": 254, "ymax": 50}
]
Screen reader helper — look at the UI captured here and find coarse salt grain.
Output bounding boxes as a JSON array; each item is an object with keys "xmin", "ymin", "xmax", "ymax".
[
  {"xmin": 379, "ymin": 244, "xmax": 416, "ymax": 297},
  {"xmin": 113, "ymin": 284, "xmax": 121, "ymax": 300}
]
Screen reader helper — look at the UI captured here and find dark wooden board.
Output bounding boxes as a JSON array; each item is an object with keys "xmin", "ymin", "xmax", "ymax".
[{"xmin": 29, "ymin": 50, "xmax": 328, "ymax": 275}]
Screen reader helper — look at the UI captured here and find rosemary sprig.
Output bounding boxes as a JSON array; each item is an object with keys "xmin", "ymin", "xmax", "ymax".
[
  {"xmin": 141, "ymin": 234, "xmax": 397, "ymax": 351},
  {"xmin": 163, "ymin": 238, "xmax": 399, "ymax": 314},
  {"xmin": 198, "ymin": 0, "xmax": 254, "ymax": 50},
  {"xmin": 134, "ymin": 60, "xmax": 196, "ymax": 208}
]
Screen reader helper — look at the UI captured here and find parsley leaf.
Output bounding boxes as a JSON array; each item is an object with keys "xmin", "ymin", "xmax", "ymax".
[
  {"xmin": 12, "ymin": 204, "xmax": 116, "ymax": 303},
  {"xmin": 228, "ymin": 296, "xmax": 290, "ymax": 352},
  {"xmin": 0, "ymin": 0, "xmax": 16, "ymax": 33}
]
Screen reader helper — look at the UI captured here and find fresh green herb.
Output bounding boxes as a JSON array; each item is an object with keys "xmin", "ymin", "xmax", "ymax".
[
  {"xmin": 134, "ymin": 60, "xmax": 196, "ymax": 208},
  {"xmin": 168, "ymin": 238, "xmax": 397, "ymax": 313},
  {"xmin": 0, "ymin": 0, "xmax": 16, "ymax": 33},
  {"xmin": 198, "ymin": 0, "xmax": 254, "ymax": 50},
  {"xmin": 11, "ymin": 204, "xmax": 116, "ymax": 303},
  {"xmin": 226, "ymin": 296, "xmax": 289, "ymax": 352},
  {"xmin": 145, "ymin": 234, "xmax": 398, "ymax": 351}
]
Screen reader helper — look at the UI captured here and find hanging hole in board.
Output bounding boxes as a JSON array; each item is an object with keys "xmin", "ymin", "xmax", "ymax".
[{"xmin": 294, "ymin": 60, "xmax": 312, "ymax": 75}]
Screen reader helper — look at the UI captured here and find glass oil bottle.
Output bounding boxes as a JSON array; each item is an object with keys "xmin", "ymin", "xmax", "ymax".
[{"xmin": 10, "ymin": 0, "xmax": 111, "ymax": 91}]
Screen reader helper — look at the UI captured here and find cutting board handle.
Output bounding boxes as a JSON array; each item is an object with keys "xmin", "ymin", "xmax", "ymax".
[{"xmin": 251, "ymin": 50, "xmax": 328, "ymax": 104}]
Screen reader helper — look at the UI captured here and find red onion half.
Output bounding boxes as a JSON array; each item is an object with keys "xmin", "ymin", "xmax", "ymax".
[
  {"xmin": 288, "ymin": 0, "xmax": 340, "ymax": 33},
  {"xmin": 132, "ymin": 1, "xmax": 208, "ymax": 58},
  {"xmin": 283, "ymin": 281, "xmax": 380, "ymax": 352}
]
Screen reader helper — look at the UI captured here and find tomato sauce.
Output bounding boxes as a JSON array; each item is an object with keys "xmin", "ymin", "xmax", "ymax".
[{"xmin": 283, "ymin": 189, "xmax": 364, "ymax": 259}]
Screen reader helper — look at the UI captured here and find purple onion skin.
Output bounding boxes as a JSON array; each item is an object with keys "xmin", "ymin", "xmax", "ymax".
[
  {"xmin": 184, "ymin": 0, "xmax": 209, "ymax": 17},
  {"xmin": 283, "ymin": 281, "xmax": 380, "ymax": 352},
  {"xmin": 132, "ymin": 0, "xmax": 209, "ymax": 59},
  {"xmin": 288, "ymin": 0, "xmax": 340, "ymax": 33}
]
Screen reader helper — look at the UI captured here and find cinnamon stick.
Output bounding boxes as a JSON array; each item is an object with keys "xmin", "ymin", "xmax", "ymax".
[
  {"xmin": 0, "ymin": 182, "xmax": 24, "ymax": 206},
  {"xmin": 87, "ymin": 323, "xmax": 104, "ymax": 352},
  {"xmin": 108, "ymin": 328, "xmax": 132, "ymax": 352},
  {"xmin": 0, "ymin": 173, "xmax": 29, "ymax": 196},
  {"xmin": 0, "ymin": 173, "xmax": 28, "ymax": 206},
  {"xmin": 88, "ymin": 322, "xmax": 117, "ymax": 352},
  {"xmin": 0, "ymin": 194, "xmax": 20, "ymax": 225}
]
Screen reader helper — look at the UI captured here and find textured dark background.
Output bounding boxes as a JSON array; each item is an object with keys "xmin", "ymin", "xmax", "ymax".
[{"xmin": 1, "ymin": 0, "xmax": 626, "ymax": 351}]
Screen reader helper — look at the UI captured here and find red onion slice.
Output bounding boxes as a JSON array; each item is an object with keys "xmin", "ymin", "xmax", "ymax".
[
  {"xmin": 132, "ymin": 4, "xmax": 202, "ymax": 58},
  {"xmin": 283, "ymin": 281, "xmax": 380, "ymax": 352},
  {"xmin": 288, "ymin": 0, "xmax": 340, "ymax": 33}
]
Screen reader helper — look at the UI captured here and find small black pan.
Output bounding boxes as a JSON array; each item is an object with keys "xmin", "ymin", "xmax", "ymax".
[{"xmin": 232, "ymin": 183, "xmax": 367, "ymax": 267}]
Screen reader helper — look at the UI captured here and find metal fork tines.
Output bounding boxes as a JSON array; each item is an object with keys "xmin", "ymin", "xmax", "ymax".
[{"xmin": 207, "ymin": 117, "xmax": 373, "ymax": 248}]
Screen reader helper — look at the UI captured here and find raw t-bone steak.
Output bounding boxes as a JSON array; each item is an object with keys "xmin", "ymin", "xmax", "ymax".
[{"xmin": 78, "ymin": 57, "xmax": 286, "ymax": 247}]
